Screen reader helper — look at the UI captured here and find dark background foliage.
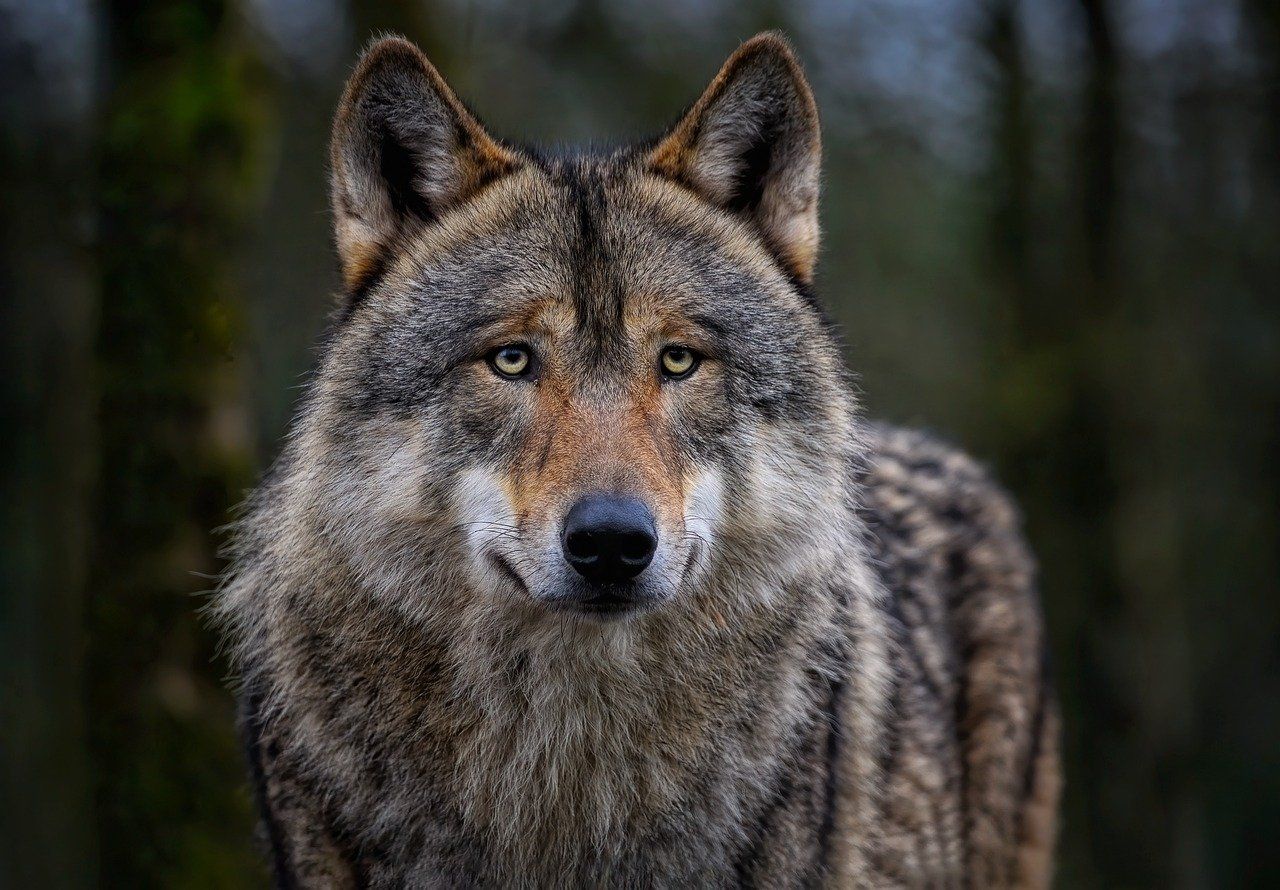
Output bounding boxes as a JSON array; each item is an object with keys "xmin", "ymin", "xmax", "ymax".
[{"xmin": 2, "ymin": 0, "xmax": 1277, "ymax": 886}]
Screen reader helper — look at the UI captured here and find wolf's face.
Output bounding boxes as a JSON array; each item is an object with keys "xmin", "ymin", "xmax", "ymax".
[{"xmin": 297, "ymin": 36, "xmax": 858, "ymax": 626}]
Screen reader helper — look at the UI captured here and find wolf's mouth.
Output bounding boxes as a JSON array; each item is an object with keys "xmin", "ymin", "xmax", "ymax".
[
  {"xmin": 577, "ymin": 591, "xmax": 640, "ymax": 614},
  {"xmin": 488, "ymin": 554, "xmax": 529, "ymax": 596},
  {"xmin": 679, "ymin": 540, "xmax": 703, "ymax": 584},
  {"xmin": 545, "ymin": 584, "xmax": 660, "ymax": 621}
]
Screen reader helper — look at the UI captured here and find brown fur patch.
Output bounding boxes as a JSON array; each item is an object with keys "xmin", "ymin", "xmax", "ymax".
[{"xmin": 508, "ymin": 367, "xmax": 685, "ymax": 530}]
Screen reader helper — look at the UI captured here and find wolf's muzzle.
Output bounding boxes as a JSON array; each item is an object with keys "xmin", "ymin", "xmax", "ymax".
[{"xmin": 561, "ymin": 494, "xmax": 657, "ymax": 585}]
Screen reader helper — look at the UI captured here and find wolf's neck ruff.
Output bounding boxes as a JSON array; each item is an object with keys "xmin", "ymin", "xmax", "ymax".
[
  {"xmin": 229, "ymin": 511, "xmax": 881, "ymax": 880},
  {"xmin": 445, "ymin": 577, "xmax": 848, "ymax": 862}
]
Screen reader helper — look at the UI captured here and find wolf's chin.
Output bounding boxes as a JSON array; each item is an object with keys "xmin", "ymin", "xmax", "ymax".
[{"xmin": 547, "ymin": 597, "xmax": 654, "ymax": 623}]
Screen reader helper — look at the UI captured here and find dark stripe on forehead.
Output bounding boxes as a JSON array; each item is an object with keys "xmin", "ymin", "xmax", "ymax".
[{"xmin": 559, "ymin": 159, "xmax": 626, "ymax": 368}]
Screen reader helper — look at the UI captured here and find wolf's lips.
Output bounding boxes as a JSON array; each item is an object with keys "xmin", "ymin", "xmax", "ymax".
[
  {"xmin": 579, "ymin": 591, "xmax": 639, "ymax": 612},
  {"xmin": 488, "ymin": 554, "xmax": 528, "ymax": 595},
  {"xmin": 548, "ymin": 584, "xmax": 659, "ymax": 620}
]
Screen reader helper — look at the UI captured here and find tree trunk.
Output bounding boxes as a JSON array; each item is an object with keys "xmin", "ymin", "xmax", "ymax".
[
  {"xmin": 0, "ymin": 7, "xmax": 99, "ymax": 886},
  {"xmin": 88, "ymin": 0, "xmax": 263, "ymax": 883}
]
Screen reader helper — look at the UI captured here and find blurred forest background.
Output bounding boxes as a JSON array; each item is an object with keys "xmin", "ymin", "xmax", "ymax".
[{"xmin": 2, "ymin": 0, "xmax": 1278, "ymax": 886}]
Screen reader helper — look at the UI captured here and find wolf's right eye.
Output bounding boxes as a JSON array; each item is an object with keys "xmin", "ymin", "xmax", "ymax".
[
  {"xmin": 488, "ymin": 344, "xmax": 532, "ymax": 378},
  {"xmin": 660, "ymin": 345, "xmax": 699, "ymax": 380}
]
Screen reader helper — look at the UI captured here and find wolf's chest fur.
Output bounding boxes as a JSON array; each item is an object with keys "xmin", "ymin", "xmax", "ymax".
[{"xmin": 250, "ymin": 564, "xmax": 857, "ymax": 885}]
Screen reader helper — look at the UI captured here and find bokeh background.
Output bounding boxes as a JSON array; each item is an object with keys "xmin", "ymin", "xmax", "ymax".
[{"xmin": 3, "ymin": 0, "xmax": 1278, "ymax": 886}]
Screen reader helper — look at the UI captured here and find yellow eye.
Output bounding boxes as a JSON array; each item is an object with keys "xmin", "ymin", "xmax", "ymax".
[
  {"xmin": 660, "ymin": 345, "xmax": 699, "ymax": 379},
  {"xmin": 489, "ymin": 344, "xmax": 532, "ymax": 378}
]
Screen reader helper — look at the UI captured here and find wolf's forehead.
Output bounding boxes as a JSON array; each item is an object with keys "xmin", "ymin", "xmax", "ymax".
[{"xmin": 403, "ymin": 165, "xmax": 743, "ymax": 317}]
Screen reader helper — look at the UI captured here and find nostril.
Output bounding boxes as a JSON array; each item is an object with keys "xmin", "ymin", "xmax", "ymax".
[
  {"xmin": 564, "ymin": 529, "xmax": 599, "ymax": 564},
  {"xmin": 562, "ymin": 494, "xmax": 659, "ymax": 582},
  {"xmin": 618, "ymin": 530, "xmax": 657, "ymax": 565}
]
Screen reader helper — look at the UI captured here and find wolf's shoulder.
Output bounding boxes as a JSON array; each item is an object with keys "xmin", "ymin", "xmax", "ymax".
[
  {"xmin": 858, "ymin": 422, "xmax": 1035, "ymax": 601},
  {"xmin": 860, "ymin": 423, "xmax": 1027, "ymax": 546},
  {"xmin": 854, "ymin": 427, "xmax": 1055, "ymax": 886}
]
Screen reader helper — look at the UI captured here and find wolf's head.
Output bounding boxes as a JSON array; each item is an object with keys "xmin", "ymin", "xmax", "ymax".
[{"xmin": 285, "ymin": 34, "xmax": 860, "ymax": 630}]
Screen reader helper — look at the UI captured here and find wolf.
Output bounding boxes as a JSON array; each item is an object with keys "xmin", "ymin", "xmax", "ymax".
[{"xmin": 216, "ymin": 32, "xmax": 1059, "ymax": 888}]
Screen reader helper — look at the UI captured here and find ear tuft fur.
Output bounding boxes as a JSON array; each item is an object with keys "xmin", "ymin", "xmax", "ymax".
[
  {"xmin": 648, "ymin": 33, "xmax": 822, "ymax": 283},
  {"xmin": 330, "ymin": 36, "xmax": 520, "ymax": 292}
]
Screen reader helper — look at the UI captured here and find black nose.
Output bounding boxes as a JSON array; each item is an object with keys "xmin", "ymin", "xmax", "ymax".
[{"xmin": 562, "ymin": 495, "xmax": 658, "ymax": 583}]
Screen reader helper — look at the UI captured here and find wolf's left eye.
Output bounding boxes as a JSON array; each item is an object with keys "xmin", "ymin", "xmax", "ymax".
[
  {"xmin": 489, "ymin": 344, "xmax": 532, "ymax": 378},
  {"xmin": 660, "ymin": 346, "xmax": 699, "ymax": 380}
]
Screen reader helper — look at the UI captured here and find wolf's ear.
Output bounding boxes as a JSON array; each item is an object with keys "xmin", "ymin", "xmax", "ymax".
[
  {"xmin": 647, "ymin": 33, "xmax": 822, "ymax": 283},
  {"xmin": 330, "ymin": 37, "xmax": 520, "ymax": 290}
]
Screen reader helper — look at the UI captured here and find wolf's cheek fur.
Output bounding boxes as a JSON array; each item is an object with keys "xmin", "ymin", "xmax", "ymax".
[
  {"xmin": 297, "ymin": 417, "xmax": 459, "ymax": 614},
  {"xmin": 679, "ymin": 465, "xmax": 726, "ymax": 584},
  {"xmin": 450, "ymin": 465, "xmax": 522, "ymax": 588}
]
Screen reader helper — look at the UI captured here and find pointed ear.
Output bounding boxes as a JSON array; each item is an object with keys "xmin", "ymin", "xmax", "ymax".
[
  {"xmin": 647, "ymin": 33, "xmax": 822, "ymax": 283},
  {"xmin": 330, "ymin": 37, "xmax": 520, "ymax": 291}
]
